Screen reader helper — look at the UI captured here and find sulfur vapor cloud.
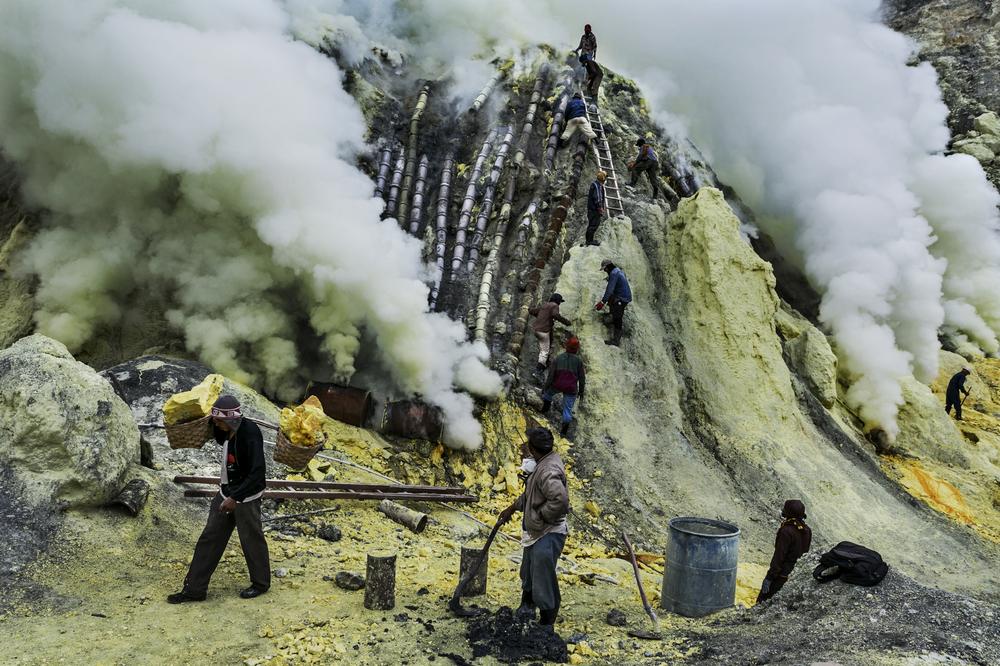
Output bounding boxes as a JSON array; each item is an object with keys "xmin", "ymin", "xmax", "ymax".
[{"xmin": 0, "ymin": 0, "xmax": 501, "ymax": 449}]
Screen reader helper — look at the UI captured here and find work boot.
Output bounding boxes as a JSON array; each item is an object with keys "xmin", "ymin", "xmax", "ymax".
[
  {"xmin": 166, "ymin": 591, "xmax": 205, "ymax": 604},
  {"xmin": 605, "ymin": 328, "xmax": 623, "ymax": 347},
  {"xmin": 560, "ymin": 420, "xmax": 571, "ymax": 436},
  {"xmin": 539, "ymin": 608, "xmax": 558, "ymax": 626},
  {"xmin": 239, "ymin": 586, "xmax": 267, "ymax": 600},
  {"xmin": 516, "ymin": 591, "xmax": 536, "ymax": 619},
  {"xmin": 540, "ymin": 399, "xmax": 552, "ymax": 413}
]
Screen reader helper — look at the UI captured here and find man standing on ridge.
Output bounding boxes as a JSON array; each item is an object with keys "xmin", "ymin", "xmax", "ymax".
[
  {"xmin": 757, "ymin": 499, "xmax": 811, "ymax": 604},
  {"xmin": 529, "ymin": 293, "xmax": 572, "ymax": 373},
  {"xmin": 629, "ymin": 137, "xmax": 661, "ymax": 198},
  {"xmin": 584, "ymin": 170, "xmax": 607, "ymax": 246},
  {"xmin": 168, "ymin": 395, "xmax": 270, "ymax": 604},
  {"xmin": 541, "ymin": 336, "xmax": 586, "ymax": 436},
  {"xmin": 596, "ymin": 259, "xmax": 632, "ymax": 347},
  {"xmin": 945, "ymin": 367, "xmax": 972, "ymax": 420},
  {"xmin": 560, "ymin": 92, "xmax": 597, "ymax": 147},
  {"xmin": 575, "ymin": 24, "xmax": 597, "ymax": 61},
  {"xmin": 498, "ymin": 427, "xmax": 569, "ymax": 628}
]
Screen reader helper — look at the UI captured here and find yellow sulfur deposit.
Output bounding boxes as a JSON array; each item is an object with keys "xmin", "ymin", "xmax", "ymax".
[
  {"xmin": 279, "ymin": 396, "xmax": 327, "ymax": 448},
  {"xmin": 162, "ymin": 374, "xmax": 224, "ymax": 425}
]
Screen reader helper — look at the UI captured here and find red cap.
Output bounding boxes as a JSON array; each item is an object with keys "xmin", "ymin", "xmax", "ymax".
[{"xmin": 566, "ymin": 337, "xmax": 580, "ymax": 353}]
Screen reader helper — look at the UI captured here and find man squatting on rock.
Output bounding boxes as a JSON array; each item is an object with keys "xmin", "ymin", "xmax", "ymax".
[
  {"xmin": 756, "ymin": 499, "xmax": 811, "ymax": 604},
  {"xmin": 945, "ymin": 367, "xmax": 971, "ymax": 420},
  {"xmin": 529, "ymin": 293, "xmax": 572, "ymax": 373},
  {"xmin": 596, "ymin": 259, "xmax": 632, "ymax": 346},
  {"xmin": 168, "ymin": 395, "xmax": 270, "ymax": 603},
  {"xmin": 498, "ymin": 427, "xmax": 570, "ymax": 626}
]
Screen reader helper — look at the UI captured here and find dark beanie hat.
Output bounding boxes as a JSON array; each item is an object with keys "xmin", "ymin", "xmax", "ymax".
[
  {"xmin": 527, "ymin": 427, "xmax": 554, "ymax": 454},
  {"xmin": 782, "ymin": 499, "xmax": 806, "ymax": 520}
]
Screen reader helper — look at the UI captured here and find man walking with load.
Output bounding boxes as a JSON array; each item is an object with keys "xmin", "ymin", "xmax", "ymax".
[
  {"xmin": 629, "ymin": 137, "xmax": 661, "ymax": 198},
  {"xmin": 541, "ymin": 336, "xmax": 586, "ymax": 436},
  {"xmin": 498, "ymin": 427, "xmax": 569, "ymax": 628},
  {"xmin": 584, "ymin": 170, "xmax": 607, "ymax": 246},
  {"xmin": 168, "ymin": 395, "xmax": 270, "ymax": 603},
  {"xmin": 595, "ymin": 259, "xmax": 632, "ymax": 347},
  {"xmin": 945, "ymin": 367, "xmax": 972, "ymax": 420},
  {"xmin": 529, "ymin": 293, "xmax": 572, "ymax": 373},
  {"xmin": 757, "ymin": 499, "xmax": 811, "ymax": 603}
]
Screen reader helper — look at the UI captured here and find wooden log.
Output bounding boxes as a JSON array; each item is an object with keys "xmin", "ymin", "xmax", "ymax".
[
  {"xmin": 377, "ymin": 499, "xmax": 428, "ymax": 533},
  {"xmin": 459, "ymin": 544, "xmax": 488, "ymax": 597},
  {"xmin": 364, "ymin": 553, "xmax": 397, "ymax": 610}
]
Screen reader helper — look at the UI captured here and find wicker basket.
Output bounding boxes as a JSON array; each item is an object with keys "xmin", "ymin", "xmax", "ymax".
[
  {"xmin": 273, "ymin": 429, "xmax": 325, "ymax": 470},
  {"xmin": 165, "ymin": 415, "xmax": 213, "ymax": 450}
]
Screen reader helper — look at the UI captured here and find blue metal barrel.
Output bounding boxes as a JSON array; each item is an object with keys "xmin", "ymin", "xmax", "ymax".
[{"xmin": 660, "ymin": 516, "xmax": 740, "ymax": 617}]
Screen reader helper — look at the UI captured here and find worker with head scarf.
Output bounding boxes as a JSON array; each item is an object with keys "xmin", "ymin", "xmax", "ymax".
[
  {"xmin": 756, "ymin": 499, "xmax": 812, "ymax": 603},
  {"xmin": 168, "ymin": 395, "xmax": 269, "ymax": 603},
  {"xmin": 498, "ymin": 427, "xmax": 569, "ymax": 627}
]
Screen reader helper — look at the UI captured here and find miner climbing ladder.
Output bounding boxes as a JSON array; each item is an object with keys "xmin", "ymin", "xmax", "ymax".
[{"xmin": 582, "ymin": 92, "xmax": 625, "ymax": 217}]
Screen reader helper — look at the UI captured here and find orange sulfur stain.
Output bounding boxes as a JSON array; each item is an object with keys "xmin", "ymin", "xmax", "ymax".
[{"xmin": 896, "ymin": 460, "xmax": 975, "ymax": 525}]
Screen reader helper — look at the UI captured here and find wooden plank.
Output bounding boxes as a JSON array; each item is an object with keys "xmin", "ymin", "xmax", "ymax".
[
  {"xmin": 182, "ymin": 488, "xmax": 477, "ymax": 503},
  {"xmin": 173, "ymin": 474, "xmax": 464, "ymax": 495}
]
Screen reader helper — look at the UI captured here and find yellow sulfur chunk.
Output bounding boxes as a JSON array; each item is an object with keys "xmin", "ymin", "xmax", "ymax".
[
  {"xmin": 279, "ymin": 396, "xmax": 327, "ymax": 448},
  {"xmin": 162, "ymin": 374, "xmax": 224, "ymax": 425},
  {"xmin": 584, "ymin": 500, "xmax": 601, "ymax": 518}
]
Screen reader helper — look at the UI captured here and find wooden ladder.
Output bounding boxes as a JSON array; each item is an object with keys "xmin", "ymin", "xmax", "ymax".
[{"xmin": 582, "ymin": 92, "xmax": 625, "ymax": 217}]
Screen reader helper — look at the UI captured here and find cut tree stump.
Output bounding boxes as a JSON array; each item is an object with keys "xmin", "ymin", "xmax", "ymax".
[
  {"xmin": 459, "ymin": 544, "xmax": 488, "ymax": 596},
  {"xmin": 364, "ymin": 553, "xmax": 397, "ymax": 610},
  {"xmin": 377, "ymin": 499, "xmax": 428, "ymax": 533}
]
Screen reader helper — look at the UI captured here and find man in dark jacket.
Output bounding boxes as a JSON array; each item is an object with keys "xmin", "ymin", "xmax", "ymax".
[
  {"xmin": 575, "ymin": 24, "xmax": 597, "ymax": 61},
  {"xmin": 584, "ymin": 170, "xmax": 607, "ymax": 246},
  {"xmin": 581, "ymin": 53, "xmax": 603, "ymax": 98},
  {"xmin": 595, "ymin": 259, "xmax": 632, "ymax": 346},
  {"xmin": 498, "ymin": 427, "xmax": 569, "ymax": 627},
  {"xmin": 560, "ymin": 92, "xmax": 596, "ymax": 145},
  {"xmin": 945, "ymin": 367, "xmax": 971, "ymax": 420},
  {"xmin": 756, "ymin": 499, "xmax": 811, "ymax": 603},
  {"xmin": 529, "ymin": 293, "xmax": 572, "ymax": 372},
  {"xmin": 168, "ymin": 395, "xmax": 270, "ymax": 603},
  {"xmin": 541, "ymin": 337, "xmax": 586, "ymax": 436},
  {"xmin": 629, "ymin": 137, "xmax": 660, "ymax": 197}
]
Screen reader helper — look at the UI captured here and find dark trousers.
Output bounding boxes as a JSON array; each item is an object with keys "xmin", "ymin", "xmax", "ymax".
[
  {"xmin": 755, "ymin": 574, "xmax": 787, "ymax": 604},
  {"xmin": 586, "ymin": 72, "xmax": 603, "ymax": 97},
  {"xmin": 585, "ymin": 209, "xmax": 602, "ymax": 245},
  {"xmin": 945, "ymin": 393, "xmax": 962, "ymax": 419},
  {"xmin": 630, "ymin": 160, "xmax": 659, "ymax": 195},
  {"xmin": 609, "ymin": 298, "xmax": 628, "ymax": 343},
  {"xmin": 183, "ymin": 494, "xmax": 270, "ymax": 596},
  {"xmin": 520, "ymin": 532, "xmax": 566, "ymax": 611}
]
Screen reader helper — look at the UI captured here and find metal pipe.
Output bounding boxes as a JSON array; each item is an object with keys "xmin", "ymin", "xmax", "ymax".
[
  {"xmin": 172, "ymin": 475, "xmax": 466, "ymax": 495},
  {"xmin": 384, "ymin": 154, "xmax": 405, "ymax": 218},
  {"xmin": 408, "ymin": 154, "xmax": 429, "ymax": 236},
  {"xmin": 467, "ymin": 125, "xmax": 514, "ymax": 274},
  {"xmin": 429, "ymin": 151, "xmax": 455, "ymax": 310},
  {"xmin": 183, "ymin": 489, "xmax": 476, "ymax": 502},
  {"xmin": 450, "ymin": 128, "xmax": 498, "ymax": 280},
  {"xmin": 397, "ymin": 85, "xmax": 430, "ymax": 225},
  {"xmin": 513, "ymin": 71, "xmax": 548, "ymax": 168},
  {"xmin": 474, "ymin": 169, "xmax": 517, "ymax": 341},
  {"xmin": 373, "ymin": 145, "xmax": 394, "ymax": 199},
  {"xmin": 377, "ymin": 499, "xmax": 429, "ymax": 533},
  {"xmin": 544, "ymin": 80, "xmax": 573, "ymax": 172},
  {"xmin": 470, "ymin": 69, "xmax": 504, "ymax": 114}
]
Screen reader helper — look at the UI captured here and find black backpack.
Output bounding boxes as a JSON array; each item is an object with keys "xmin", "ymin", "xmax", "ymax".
[{"xmin": 812, "ymin": 541, "xmax": 889, "ymax": 587}]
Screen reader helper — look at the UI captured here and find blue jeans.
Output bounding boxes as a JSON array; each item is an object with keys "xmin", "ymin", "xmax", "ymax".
[{"xmin": 542, "ymin": 389, "xmax": 576, "ymax": 424}]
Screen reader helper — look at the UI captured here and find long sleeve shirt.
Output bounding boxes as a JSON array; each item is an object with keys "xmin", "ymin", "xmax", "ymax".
[
  {"xmin": 588, "ymin": 180, "xmax": 606, "ymax": 213},
  {"xmin": 602, "ymin": 267, "xmax": 633, "ymax": 304},
  {"xmin": 215, "ymin": 420, "xmax": 267, "ymax": 502},
  {"xmin": 529, "ymin": 301, "xmax": 571, "ymax": 334},
  {"xmin": 577, "ymin": 32, "xmax": 597, "ymax": 56},
  {"xmin": 765, "ymin": 520, "xmax": 812, "ymax": 580}
]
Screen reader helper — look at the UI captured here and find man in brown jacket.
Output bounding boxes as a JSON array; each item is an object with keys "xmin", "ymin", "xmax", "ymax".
[
  {"xmin": 756, "ymin": 499, "xmax": 812, "ymax": 603},
  {"xmin": 498, "ymin": 427, "xmax": 569, "ymax": 627},
  {"xmin": 529, "ymin": 293, "xmax": 572, "ymax": 372}
]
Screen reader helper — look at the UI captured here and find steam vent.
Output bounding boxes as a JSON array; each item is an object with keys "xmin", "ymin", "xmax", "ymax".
[{"xmin": 1, "ymin": 2, "xmax": 999, "ymax": 665}]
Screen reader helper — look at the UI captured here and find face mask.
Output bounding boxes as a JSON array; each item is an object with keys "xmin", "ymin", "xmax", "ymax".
[{"xmin": 520, "ymin": 457, "xmax": 537, "ymax": 474}]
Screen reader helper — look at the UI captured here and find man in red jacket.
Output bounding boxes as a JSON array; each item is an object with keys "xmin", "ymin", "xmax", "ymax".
[{"xmin": 756, "ymin": 499, "xmax": 812, "ymax": 603}]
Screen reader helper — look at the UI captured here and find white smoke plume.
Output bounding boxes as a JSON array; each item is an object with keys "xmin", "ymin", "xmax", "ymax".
[
  {"xmin": 322, "ymin": 0, "xmax": 1000, "ymax": 438},
  {"xmin": 0, "ymin": 0, "xmax": 501, "ymax": 449}
]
